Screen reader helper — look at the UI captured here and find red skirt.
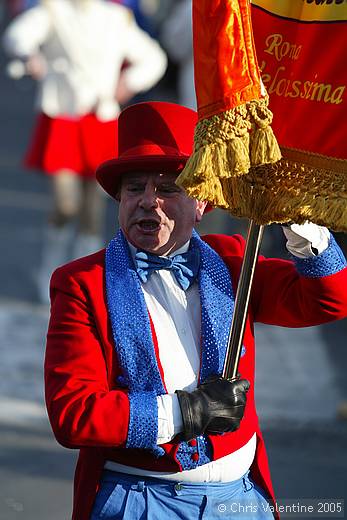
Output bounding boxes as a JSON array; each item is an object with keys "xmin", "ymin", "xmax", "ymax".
[{"xmin": 25, "ymin": 113, "xmax": 118, "ymax": 179}]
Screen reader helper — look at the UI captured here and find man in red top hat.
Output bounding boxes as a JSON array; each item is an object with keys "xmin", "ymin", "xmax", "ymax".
[{"xmin": 45, "ymin": 101, "xmax": 347, "ymax": 520}]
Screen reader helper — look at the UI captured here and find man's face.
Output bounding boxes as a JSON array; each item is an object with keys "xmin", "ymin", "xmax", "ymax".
[{"xmin": 118, "ymin": 172, "xmax": 207, "ymax": 256}]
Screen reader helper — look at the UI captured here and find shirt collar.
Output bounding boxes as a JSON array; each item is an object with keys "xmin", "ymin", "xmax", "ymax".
[{"xmin": 127, "ymin": 239, "xmax": 191, "ymax": 263}]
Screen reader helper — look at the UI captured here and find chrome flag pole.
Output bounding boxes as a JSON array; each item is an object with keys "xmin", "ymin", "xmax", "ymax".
[{"xmin": 222, "ymin": 221, "xmax": 264, "ymax": 380}]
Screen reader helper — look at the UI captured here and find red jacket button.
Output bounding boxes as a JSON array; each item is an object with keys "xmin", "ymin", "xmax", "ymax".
[
  {"xmin": 189, "ymin": 439, "xmax": 197, "ymax": 447},
  {"xmin": 191, "ymin": 453, "xmax": 199, "ymax": 462}
]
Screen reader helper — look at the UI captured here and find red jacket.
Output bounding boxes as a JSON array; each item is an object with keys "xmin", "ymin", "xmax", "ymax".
[{"xmin": 45, "ymin": 233, "xmax": 347, "ymax": 519}]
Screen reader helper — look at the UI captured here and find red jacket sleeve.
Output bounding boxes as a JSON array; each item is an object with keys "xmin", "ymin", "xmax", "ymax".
[
  {"xmin": 45, "ymin": 260, "xmax": 130, "ymax": 449},
  {"xmin": 204, "ymin": 233, "xmax": 347, "ymax": 327},
  {"xmin": 252, "ymin": 254, "xmax": 347, "ymax": 327}
]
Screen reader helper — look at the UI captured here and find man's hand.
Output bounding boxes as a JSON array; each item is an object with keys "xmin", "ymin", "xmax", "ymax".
[
  {"xmin": 25, "ymin": 54, "xmax": 47, "ymax": 80},
  {"xmin": 176, "ymin": 376, "xmax": 250, "ymax": 441},
  {"xmin": 115, "ymin": 73, "xmax": 135, "ymax": 106}
]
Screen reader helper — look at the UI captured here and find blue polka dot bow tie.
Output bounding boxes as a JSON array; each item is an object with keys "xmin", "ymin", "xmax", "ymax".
[{"xmin": 135, "ymin": 249, "xmax": 200, "ymax": 290}]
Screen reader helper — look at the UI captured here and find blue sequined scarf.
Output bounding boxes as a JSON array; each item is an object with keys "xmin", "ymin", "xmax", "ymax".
[{"xmin": 105, "ymin": 229, "xmax": 235, "ymax": 462}]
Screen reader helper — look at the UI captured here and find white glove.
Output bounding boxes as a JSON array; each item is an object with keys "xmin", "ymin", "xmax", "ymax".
[{"xmin": 282, "ymin": 222, "xmax": 330, "ymax": 258}]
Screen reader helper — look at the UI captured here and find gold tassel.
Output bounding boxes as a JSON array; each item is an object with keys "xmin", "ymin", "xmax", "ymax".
[
  {"xmin": 180, "ymin": 136, "xmax": 250, "ymax": 180},
  {"xmin": 250, "ymin": 126, "xmax": 282, "ymax": 166},
  {"xmin": 248, "ymin": 96, "xmax": 282, "ymax": 166},
  {"xmin": 177, "ymin": 96, "xmax": 281, "ymax": 203},
  {"xmin": 177, "ymin": 148, "xmax": 230, "ymax": 208}
]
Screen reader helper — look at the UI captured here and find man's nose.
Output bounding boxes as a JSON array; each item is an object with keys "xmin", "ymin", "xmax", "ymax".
[{"xmin": 138, "ymin": 186, "xmax": 158, "ymax": 209}]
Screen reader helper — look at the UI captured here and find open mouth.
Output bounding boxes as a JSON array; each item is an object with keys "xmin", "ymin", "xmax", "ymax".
[{"xmin": 136, "ymin": 219, "xmax": 161, "ymax": 232}]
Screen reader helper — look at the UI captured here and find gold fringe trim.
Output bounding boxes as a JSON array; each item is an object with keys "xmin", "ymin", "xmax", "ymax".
[
  {"xmin": 220, "ymin": 159, "xmax": 347, "ymax": 233},
  {"xmin": 280, "ymin": 146, "xmax": 347, "ymax": 174},
  {"xmin": 177, "ymin": 95, "xmax": 347, "ymax": 231},
  {"xmin": 177, "ymin": 96, "xmax": 282, "ymax": 204}
]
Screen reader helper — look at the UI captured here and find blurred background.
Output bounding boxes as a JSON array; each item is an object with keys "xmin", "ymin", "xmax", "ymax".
[{"xmin": 0, "ymin": 1, "xmax": 346, "ymax": 518}]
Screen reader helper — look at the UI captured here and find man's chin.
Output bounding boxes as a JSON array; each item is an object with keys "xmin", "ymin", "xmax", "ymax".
[{"xmin": 128, "ymin": 234, "xmax": 169, "ymax": 255}]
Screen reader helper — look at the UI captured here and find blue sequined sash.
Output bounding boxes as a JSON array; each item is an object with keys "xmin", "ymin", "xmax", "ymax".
[
  {"xmin": 105, "ymin": 230, "xmax": 234, "ymax": 392},
  {"xmin": 105, "ymin": 230, "xmax": 235, "ymax": 467}
]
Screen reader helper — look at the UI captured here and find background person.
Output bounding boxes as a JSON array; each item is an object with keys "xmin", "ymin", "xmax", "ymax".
[{"xmin": 2, "ymin": 0, "xmax": 167, "ymax": 303}]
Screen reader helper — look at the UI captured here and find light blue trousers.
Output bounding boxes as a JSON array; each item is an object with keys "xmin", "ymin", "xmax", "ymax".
[{"xmin": 90, "ymin": 469, "xmax": 274, "ymax": 519}]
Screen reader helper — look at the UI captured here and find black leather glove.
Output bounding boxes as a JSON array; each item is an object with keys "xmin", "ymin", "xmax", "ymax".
[{"xmin": 176, "ymin": 376, "xmax": 250, "ymax": 441}]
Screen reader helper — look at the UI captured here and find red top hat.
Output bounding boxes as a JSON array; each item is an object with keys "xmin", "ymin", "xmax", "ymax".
[{"xmin": 96, "ymin": 101, "xmax": 198, "ymax": 199}]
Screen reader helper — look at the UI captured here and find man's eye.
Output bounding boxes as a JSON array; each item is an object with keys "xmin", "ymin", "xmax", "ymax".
[
  {"xmin": 158, "ymin": 185, "xmax": 181, "ymax": 193},
  {"xmin": 127, "ymin": 184, "xmax": 144, "ymax": 192}
]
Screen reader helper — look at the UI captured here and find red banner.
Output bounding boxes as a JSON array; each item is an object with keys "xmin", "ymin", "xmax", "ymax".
[
  {"xmin": 179, "ymin": 0, "xmax": 347, "ymax": 230},
  {"xmin": 252, "ymin": 0, "xmax": 347, "ymax": 166}
]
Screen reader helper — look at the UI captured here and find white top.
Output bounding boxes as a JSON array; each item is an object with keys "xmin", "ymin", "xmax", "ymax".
[
  {"xmin": 109, "ymin": 223, "xmax": 330, "ymax": 483},
  {"xmin": 3, "ymin": 0, "xmax": 167, "ymax": 120}
]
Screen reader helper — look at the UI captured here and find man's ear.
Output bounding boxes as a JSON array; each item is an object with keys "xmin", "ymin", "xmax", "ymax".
[{"xmin": 195, "ymin": 200, "xmax": 208, "ymax": 223}]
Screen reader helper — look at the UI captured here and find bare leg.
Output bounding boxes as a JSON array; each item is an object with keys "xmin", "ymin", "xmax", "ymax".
[
  {"xmin": 73, "ymin": 178, "xmax": 106, "ymax": 258},
  {"xmin": 50, "ymin": 169, "xmax": 81, "ymax": 227},
  {"xmin": 37, "ymin": 170, "xmax": 80, "ymax": 303}
]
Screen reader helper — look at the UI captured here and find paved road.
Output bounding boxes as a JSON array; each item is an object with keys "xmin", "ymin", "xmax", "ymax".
[{"xmin": 0, "ymin": 17, "xmax": 346, "ymax": 520}]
